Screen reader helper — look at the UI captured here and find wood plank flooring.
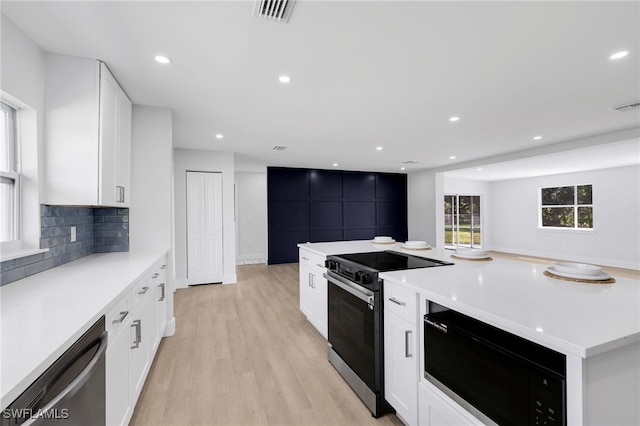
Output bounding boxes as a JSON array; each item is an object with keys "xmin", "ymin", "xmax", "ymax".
[{"xmin": 130, "ymin": 263, "xmax": 404, "ymax": 426}]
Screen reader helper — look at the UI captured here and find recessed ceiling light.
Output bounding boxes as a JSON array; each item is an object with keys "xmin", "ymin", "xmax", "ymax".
[
  {"xmin": 376, "ymin": 146, "xmax": 383, "ymax": 151},
  {"xmin": 279, "ymin": 75, "xmax": 291, "ymax": 83},
  {"xmin": 333, "ymin": 163, "xmax": 338, "ymax": 167},
  {"xmin": 154, "ymin": 55, "xmax": 172, "ymax": 64},
  {"xmin": 609, "ymin": 50, "xmax": 629, "ymax": 60},
  {"xmin": 477, "ymin": 168, "xmax": 483, "ymax": 172},
  {"xmin": 449, "ymin": 116, "xmax": 460, "ymax": 122},
  {"xmin": 215, "ymin": 134, "xmax": 223, "ymax": 139},
  {"xmin": 400, "ymin": 167, "xmax": 406, "ymax": 171},
  {"xmin": 450, "ymin": 156, "xmax": 456, "ymax": 160},
  {"xmin": 533, "ymin": 136, "xmax": 543, "ymax": 140}
]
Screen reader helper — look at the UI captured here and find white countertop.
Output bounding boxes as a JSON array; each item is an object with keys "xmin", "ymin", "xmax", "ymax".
[
  {"xmin": 299, "ymin": 240, "xmax": 640, "ymax": 358},
  {"xmin": 0, "ymin": 250, "xmax": 166, "ymax": 408}
]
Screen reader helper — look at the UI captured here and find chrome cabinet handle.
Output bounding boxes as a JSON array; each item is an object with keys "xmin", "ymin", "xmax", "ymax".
[
  {"xmin": 158, "ymin": 283, "xmax": 165, "ymax": 301},
  {"xmin": 160, "ymin": 264, "xmax": 166, "ymax": 270},
  {"xmin": 152, "ymin": 273, "xmax": 159, "ymax": 279},
  {"xmin": 405, "ymin": 330, "xmax": 412, "ymax": 358},
  {"xmin": 302, "ymin": 256, "xmax": 309, "ymax": 261},
  {"xmin": 112, "ymin": 311, "xmax": 129, "ymax": 324},
  {"xmin": 131, "ymin": 320, "xmax": 141, "ymax": 349},
  {"xmin": 138, "ymin": 286, "xmax": 149, "ymax": 295},
  {"xmin": 389, "ymin": 297, "xmax": 406, "ymax": 306},
  {"xmin": 116, "ymin": 186, "xmax": 125, "ymax": 203}
]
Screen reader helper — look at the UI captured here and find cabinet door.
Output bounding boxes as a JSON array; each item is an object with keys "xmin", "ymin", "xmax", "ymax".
[
  {"xmin": 310, "ymin": 271, "xmax": 328, "ymax": 339},
  {"xmin": 385, "ymin": 311, "xmax": 419, "ymax": 426},
  {"xmin": 106, "ymin": 322, "xmax": 131, "ymax": 426},
  {"xmin": 115, "ymin": 87, "xmax": 132, "ymax": 207},
  {"xmin": 99, "ymin": 63, "xmax": 119, "ymax": 206},
  {"xmin": 129, "ymin": 288, "xmax": 153, "ymax": 402},
  {"xmin": 299, "ymin": 262, "xmax": 314, "ymax": 321}
]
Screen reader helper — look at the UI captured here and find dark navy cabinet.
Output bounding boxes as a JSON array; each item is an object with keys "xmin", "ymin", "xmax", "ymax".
[{"xmin": 268, "ymin": 167, "xmax": 408, "ymax": 264}]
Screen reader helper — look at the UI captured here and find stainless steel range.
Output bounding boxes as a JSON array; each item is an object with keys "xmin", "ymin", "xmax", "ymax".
[{"xmin": 324, "ymin": 250, "xmax": 452, "ymax": 417}]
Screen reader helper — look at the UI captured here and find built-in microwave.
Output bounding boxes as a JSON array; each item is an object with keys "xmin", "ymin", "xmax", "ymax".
[{"xmin": 424, "ymin": 302, "xmax": 566, "ymax": 426}]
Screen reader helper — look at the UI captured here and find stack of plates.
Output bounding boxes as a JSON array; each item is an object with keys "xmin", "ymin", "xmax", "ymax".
[
  {"xmin": 547, "ymin": 262, "xmax": 611, "ymax": 280},
  {"xmin": 402, "ymin": 241, "xmax": 431, "ymax": 250},
  {"xmin": 453, "ymin": 248, "xmax": 491, "ymax": 260},
  {"xmin": 372, "ymin": 236, "xmax": 395, "ymax": 244}
]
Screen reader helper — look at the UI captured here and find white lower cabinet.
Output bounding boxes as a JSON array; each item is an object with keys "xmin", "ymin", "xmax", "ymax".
[
  {"xmin": 384, "ymin": 285, "xmax": 419, "ymax": 426},
  {"xmin": 418, "ymin": 382, "xmax": 483, "ymax": 426},
  {"xmin": 298, "ymin": 249, "xmax": 328, "ymax": 338},
  {"xmin": 106, "ymin": 255, "xmax": 168, "ymax": 425}
]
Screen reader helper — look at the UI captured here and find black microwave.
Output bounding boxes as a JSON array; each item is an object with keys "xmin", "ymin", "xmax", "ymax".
[{"xmin": 424, "ymin": 302, "xmax": 566, "ymax": 426}]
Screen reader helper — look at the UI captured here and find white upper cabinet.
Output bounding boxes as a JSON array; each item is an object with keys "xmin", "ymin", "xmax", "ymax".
[{"xmin": 44, "ymin": 54, "xmax": 132, "ymax": 207}]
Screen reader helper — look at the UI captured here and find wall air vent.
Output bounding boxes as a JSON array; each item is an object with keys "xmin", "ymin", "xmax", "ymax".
[
  {"xmin": 253, "ymin": 0, "xmax": 296, "ymax": 23},
  {"xmin": 272, "ymin": 146, "xmax": 287, "ymax": 151},
  {"xmin": 402, "ymin": 161, "xmax": 419, "ymax": 165},
  {"xmin": 607, "ymin": 100, "xmax": 640, "ymax": 112}
]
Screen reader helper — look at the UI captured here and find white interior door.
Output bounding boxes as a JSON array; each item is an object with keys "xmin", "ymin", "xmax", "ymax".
[{"xmin": 186, "ymin": 171, "xmax": 223, "ymax": 285}]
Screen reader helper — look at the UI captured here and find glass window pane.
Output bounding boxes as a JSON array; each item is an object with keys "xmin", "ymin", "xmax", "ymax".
[
  {"xmin": 0, "ymin": 108, "xmax": 9, "ymax": 172},
  {"xmin": 541, "ymin": 186, "xmax": 574, "ymax": 205},
  {"xmin": 541, "ymin": 207, "xmax": 575, "ymax": 227},
  {"xmin": 577, "ymin": 185, "xmax": 592, "ymax": 205},
  {"xmin": 577, "ymin": 206, "xmax": 593, "ymax": 228},
  {"xmin": 0, "ymin": 177, "xmax": 14, "ymax": 242},
  {"xmin": 458, "ymin": 196, "xmax": 471, "ymax": 214}
]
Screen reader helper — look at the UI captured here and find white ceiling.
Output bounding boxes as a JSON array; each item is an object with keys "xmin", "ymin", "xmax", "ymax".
[{"xmin": 2, "ymin": 0, "xmax": 639, "ymax": 175}]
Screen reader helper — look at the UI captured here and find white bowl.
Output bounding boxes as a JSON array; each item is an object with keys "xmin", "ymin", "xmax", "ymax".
[
  {"xmin": 404, "ymin": 240, "xmax": 428, "ymax": 248},
  {"xmin": 373, "ymin": 236, "xmax": 393, "ymax": 243},
  {"xmin": 553, "ymin": 262, "xmax": 602, "ymax": 276}
]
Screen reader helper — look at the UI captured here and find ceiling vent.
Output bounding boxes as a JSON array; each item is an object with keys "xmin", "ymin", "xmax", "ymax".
[
  {"xmin": 272, "ymin": 146, "xmax": 287, "ymax": 151},
  {"xmin": 607, "ymin": 100, "xmax": 640, "ymax": 112},
  {"xmin": 253, "ymin": 0, "xmax": 296, "ymax": 23},
  {"xmin": 402, "ymin": 161, "xmax": 419, "ymax": 165}
]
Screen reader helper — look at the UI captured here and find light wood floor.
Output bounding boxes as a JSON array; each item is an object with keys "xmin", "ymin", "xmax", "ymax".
[{"xmin": 130, "ymin": 263, "xmax": 404, "ymax": 426}]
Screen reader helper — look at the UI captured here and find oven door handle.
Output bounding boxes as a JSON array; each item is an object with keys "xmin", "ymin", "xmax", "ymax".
[{"xmin": 324, "ymin": 272, "xmax": 374, "ymax": 305}]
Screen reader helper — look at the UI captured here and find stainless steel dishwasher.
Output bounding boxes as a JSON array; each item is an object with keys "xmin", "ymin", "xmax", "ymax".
[{"xmin": 2, "ymin": 316, "xmax": 107, "ymax": 426}]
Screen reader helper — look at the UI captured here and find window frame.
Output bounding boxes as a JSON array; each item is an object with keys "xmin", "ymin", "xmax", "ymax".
[
  {"xmin": 1, "ymin": 101, "xmax": 21, "ymax": 251},
  {"xmin": 538, "ymin": 184, "xmax": 593, "ymax": 231}
]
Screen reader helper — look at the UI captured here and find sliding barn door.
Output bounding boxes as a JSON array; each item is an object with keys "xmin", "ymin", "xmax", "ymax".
[{"xmin": 186, "ymin": 171, "xmax": 223, "ymax": 285}]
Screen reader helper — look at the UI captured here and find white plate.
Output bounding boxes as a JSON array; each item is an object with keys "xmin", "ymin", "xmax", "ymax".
[
  {"xmin": 547, "ymin": 266, "xmax": 611, "ymax": 281},
  {"xmin": 404, "ymin": 240, "xmax": 428, "ymax": 248},
  {"xmin": 372, "ymin": 239, "xmax": 395, "ymax": 244},
  {"xmin": 554, "ymin": 262, "xmax": 602, "ymax": 276},
  {"xmin": 402, "ymin": 244, "xmax": 431, "ymax": 250},
  {"xmin": 373, "ymin": 236, "xmax": 393, "ymax": 243},
  {"xmin": 454, "ymin": 249, "xmax": 489, "ymax": 259}
]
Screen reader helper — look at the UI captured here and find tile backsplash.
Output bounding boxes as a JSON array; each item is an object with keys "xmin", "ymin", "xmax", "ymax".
[{"xmin": 1, "ymin": 205, "xmax": 129, "ymax": 286}]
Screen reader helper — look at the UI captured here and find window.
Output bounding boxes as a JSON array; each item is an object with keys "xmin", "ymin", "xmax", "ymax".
[
  {"xmin": 444, "ymin": 195, "xmax": 482, "ymax": 248},
  {"xmin": 540, "ymin": 184, "xmax": 593, "ymax": 229},
  {"xmin": 1, "ymin": 101, "xmax": 19, "ymax": 246}
]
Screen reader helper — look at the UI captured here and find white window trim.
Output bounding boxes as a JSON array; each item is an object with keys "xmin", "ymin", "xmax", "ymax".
[{"xmin": 1, "ymin": 101, "xmax": 20, "ymax": 252}]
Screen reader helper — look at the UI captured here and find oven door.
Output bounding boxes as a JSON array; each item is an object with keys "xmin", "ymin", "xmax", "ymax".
[{"xmin": 326, "ymin": 272, "xmax": 377, "ymax": 389}]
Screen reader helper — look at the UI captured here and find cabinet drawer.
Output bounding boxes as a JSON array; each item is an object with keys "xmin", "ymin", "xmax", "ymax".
[
  {"xmin": 384, "ymin": 284, "xmax": 417, "ymax": 324},
  {"xmin": 130, "ymin": 276, "xmax": 152, "ymax": 309},
  {"xmin": 106, "ymin": 294, "xmax": 130, "ymax": 336},
  {"xmin": 299, "ymin": 250, "xmax": 326, "ymax": 271}
]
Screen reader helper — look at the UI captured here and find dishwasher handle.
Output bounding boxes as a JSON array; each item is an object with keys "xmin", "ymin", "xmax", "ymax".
[{"xmin": 22, "ymin": 331, "xmax": 108, "ymax": 426}]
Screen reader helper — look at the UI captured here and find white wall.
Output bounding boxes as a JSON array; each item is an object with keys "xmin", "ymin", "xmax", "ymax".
[
  {"xmin": 0, "ymin": 14, "xmax": 45, "ymax": 251},
  {"xmin": 173, "ymin": 149, "xmax": 236, "ymax": 287},
  {"xmin": 234, "ymin": 171, "xmax": 267, "ymax": 263},
  {"xmin": 489, "ymin": 165, "xmax": 640, "ymax": 269},
  {"xmin": 407, "ymin": 169, "xmax": 437, "ymax": 245}
]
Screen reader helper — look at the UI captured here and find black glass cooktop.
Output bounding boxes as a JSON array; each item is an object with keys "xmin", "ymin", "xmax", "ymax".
[{"xmin": 332, "ymin": 250, "xmax": 452, "ymax": 272}]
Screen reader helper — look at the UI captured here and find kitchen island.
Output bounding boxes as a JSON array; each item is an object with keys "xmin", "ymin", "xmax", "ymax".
[{"xmin": 299, "ymin": 240, "xmax": 640, "ymax": 425}]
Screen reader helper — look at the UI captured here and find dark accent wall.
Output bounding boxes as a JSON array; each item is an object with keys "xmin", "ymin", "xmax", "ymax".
[
  {"xmin": 0, "ymin": 205, "xmax": 129, "ymax": 286},
  {"xmin": 268, "ymin": 167, "xmax": 408, "ymax": 264}
]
